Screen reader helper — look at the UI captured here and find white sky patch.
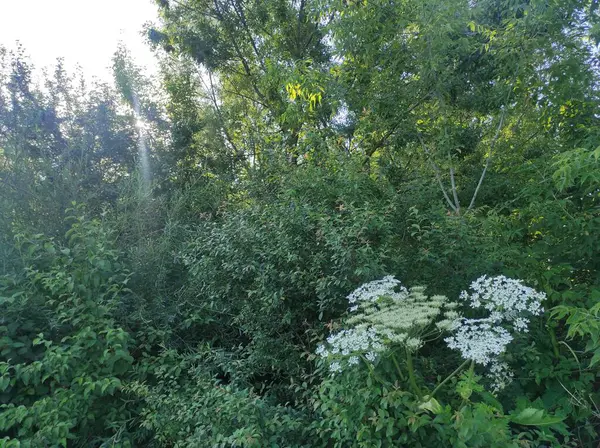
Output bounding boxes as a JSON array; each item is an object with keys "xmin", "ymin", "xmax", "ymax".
[{"xmin": 0, "ymin": 0, "xmax": 159, "ymax": 80}]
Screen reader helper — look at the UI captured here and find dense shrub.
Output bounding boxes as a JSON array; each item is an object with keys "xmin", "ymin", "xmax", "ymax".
[{"xmin": 0, "ymin": 211, "xmax": 137, "ymax": 446}]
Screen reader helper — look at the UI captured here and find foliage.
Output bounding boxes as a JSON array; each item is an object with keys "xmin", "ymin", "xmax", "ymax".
[
  {"xmin": 1, "ymin": 0, "xmax": 600, "ymax": 445},
  {"xmin": 311, "ymin": 362, "xmax": 557, "ymax": 448},
  {"xmin": 133, "ymin": 350, "xmax": 310, "ymax": 447},
  {"xmin": 0, "ymin": 210, "xmax": 137, "ymax": 447},
  {"xmin": 175, "ymin": 162, "xmax": 401, "ymax": 393}
]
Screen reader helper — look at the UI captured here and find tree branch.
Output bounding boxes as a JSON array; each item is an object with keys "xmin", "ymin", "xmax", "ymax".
[
  {"xmin": 448, "ymin": 151, "xmax": 460, "ymax": 213},
  {"xmin": 467, "ymin": 109, "xmax": 505, "ymax": 211},
  {"xmin": 222, "ymin": 88, "xmax": 269, "ymax": 109},
  {"xmin": 449, "ymin": 165, "xmax": 460, "ymax": 213},
  {"xmin": 467, "ymin": 56, "xmax": 520, "ymax": 211},
  {"xmin": 213, "ymin": 0, "xmax": 267, "ymax": 104},
  {"xmin": 200, "ymin": 69, "xmax": 243, "ymax": 161},
  {"xmin": 417, "ymin": 133, "xmax": 457, "ymax": 212},
  {"xmin": 361, "ymin": 91, "xmax": 433, "ymax": 163},
  {"xmin": 228, "ymin": 0, "xmax": 266, "ymax": 72}
]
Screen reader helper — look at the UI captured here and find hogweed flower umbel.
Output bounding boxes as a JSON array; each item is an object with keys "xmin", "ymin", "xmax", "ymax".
[
  {"xmin": 347, "ymin": 275, "xmax": 408, "ymax": 307},
  {"xmin": 446, "ymin": 275, "xmax": 546, "ymax": 392},
  {"xmin": 316, "ymin": 277, "xmax": 458, "ymax": 374},
  {"xmin": 445, "ymin": 318, "xmax": 513, "ymax": 365},
  {"xmin": 459, "ymin": 275, "xmax": 546, "ymax": 330}
]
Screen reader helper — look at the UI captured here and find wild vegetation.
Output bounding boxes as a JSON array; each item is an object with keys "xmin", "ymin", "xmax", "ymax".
[{"xmin": 1, "ymin": 0, "xmax": 600, "ymax": 446}]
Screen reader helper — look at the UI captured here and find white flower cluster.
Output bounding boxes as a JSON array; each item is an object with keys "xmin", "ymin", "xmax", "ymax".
[
  {"xmin": 459, "ymin": 275, "xmax": 546, "ymax": 331},
  {"xmin": 316, "ymin": 326, "xmax": 384, "ymax": 371},
  {"xmin": 487, "ymin": 361, "xmax": 514, "ymax": 394},
  {"xmin": 445, "ymin": 318, "xmax": 513, "ymax": 365},
  {"xmin": 446, "ymin": 275, "xmax": 546, "ymax": 393},
  {"xmin": 347, "ymin": 287, "xmax": 459, "ymax": 343},
  {"xmin": 347, "ymin": 275, "xmax": 408, "ymax": 311},
  {"xmin": 317, "ymin": 278, "xmax": 459, "ymax": 374}
]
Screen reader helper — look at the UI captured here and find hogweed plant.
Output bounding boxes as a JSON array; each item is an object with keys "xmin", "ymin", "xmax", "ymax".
[
  {"xmin": 316, "ymin": 276, "xmax": 459, "ymax": 396},
  {"xmin": 446, "ymin": 275, "xmax": 546, "ymax": 393},
  {"xmin": 316, "ymin": 275, "xmax": 546, "ymax": 400}
]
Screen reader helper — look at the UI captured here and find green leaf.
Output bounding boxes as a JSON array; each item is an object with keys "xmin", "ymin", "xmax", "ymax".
[
  {"xmin": 510, "ymin": 408, "xmax": 565, "ymax": 426},
  {"xmin": 418, "ymin": 396, "xmax": 443, "ymax": 415},
  {"xmin": 589, "ymin": 348, "xmax": 600, "ymax": 367},
  {"xmin": 0, "ymin": 376, "xmax": 9, "ymax": 392}
]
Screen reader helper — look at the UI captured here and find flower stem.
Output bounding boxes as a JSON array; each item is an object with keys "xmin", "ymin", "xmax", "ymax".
[
  {"xmin": 430, "ymin": 359, "xmax": 470, "ymax": 398},
  {"xmin": 391, "ymin": 352, "xmax": 406, "ymax": 382},
  {"xmin": 361, "ymin": 355, "xmax": 391, "ymax": 387},
  {"xmin": 548, "ymin": 325, "xmax": 560, "ymax": 358},
  {"xmin": 405, "ymin": 349, "xmax": 422, "ymax": 398}
]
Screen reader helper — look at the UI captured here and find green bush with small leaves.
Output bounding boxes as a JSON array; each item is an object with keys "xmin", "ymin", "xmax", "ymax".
[{"xmin": 0, "ymin": 210, "xmax": 137, "ymax": 447}]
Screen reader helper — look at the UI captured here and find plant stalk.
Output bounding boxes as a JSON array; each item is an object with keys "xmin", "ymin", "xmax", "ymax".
[
  {"xmin": 406, "ymin": 349, "xmax": 422, "ymax": 398},
  {"xmin": 391, "ymin": 352, "xmax": 406, "ymax": 382},
  {"xmin": 429, "ymin": 359, "xmax": 470, "ymax": 398}
]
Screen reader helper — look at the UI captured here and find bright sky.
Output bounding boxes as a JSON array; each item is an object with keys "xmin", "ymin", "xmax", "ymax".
[{"xmin": 0, "ymin": 0, "xmax": 159, "ymax": 81}]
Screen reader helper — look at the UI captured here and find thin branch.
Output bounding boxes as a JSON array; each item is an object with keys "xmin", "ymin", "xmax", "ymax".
[
  {"xmin": 467, "ymin": 55, "xmax": 521, "ymax": 211},
  {"xmin": 467, "ymin": 109, "xmax": 505, "ymax": 210},
  {"xmin": 219, "ymin": 63, "xmax": 250, "ymax": 78},
  {"xmin": 297, "ymin": 0, "xmax": 308, "ymax": 54},
  {"xmin": 361, "ymin": 91, "xmax": 433, "ymax": 162},
  {"xmin": 200, "ymin": 69, "xmax": 242, "ymax": 159},
  {"xmin": 222, "ymin": 88, "xmax": 269, "ymax": 108},
  {"xmin": 429, "ymin": 359, "xmax": 470, "ymax": 399},
  {"xmin": 213, "ymin": 0, "xmax": 267, "ymax": 104},
  {"xmin": 449, "ymin": 164, "xmax": 460, "ymax": 213},
  {"xmin": 447, "ymin": 148, "xmax": 461, "ymax": 212},
  {"xmin": 417, "ymin": 133, "xmax": 457, "ymax": 212},
  {"xmin": 228, "ymin": 0, "xmax": 266, "ymax": 72}
]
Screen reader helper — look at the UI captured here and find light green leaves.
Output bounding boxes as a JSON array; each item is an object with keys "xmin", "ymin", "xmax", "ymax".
[
  {"xmin": 509, "ymin": 408, "xmax": 565, "ymax": 427},
  {"xmin": 418, "ymin": 396, "xmax": 443, "ymax": 414},
  {"xmin": 552, "ymin": 147, "xmax": 600, "ymax": 192},
  {"xmin": 456, "ymin": 370, "xmax": 483, "ymax": 401}
]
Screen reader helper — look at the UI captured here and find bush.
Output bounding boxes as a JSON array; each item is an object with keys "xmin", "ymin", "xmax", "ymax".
[{"xmin": 0, "ymin": 209, "xmax": 138, "ymax": 447}]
